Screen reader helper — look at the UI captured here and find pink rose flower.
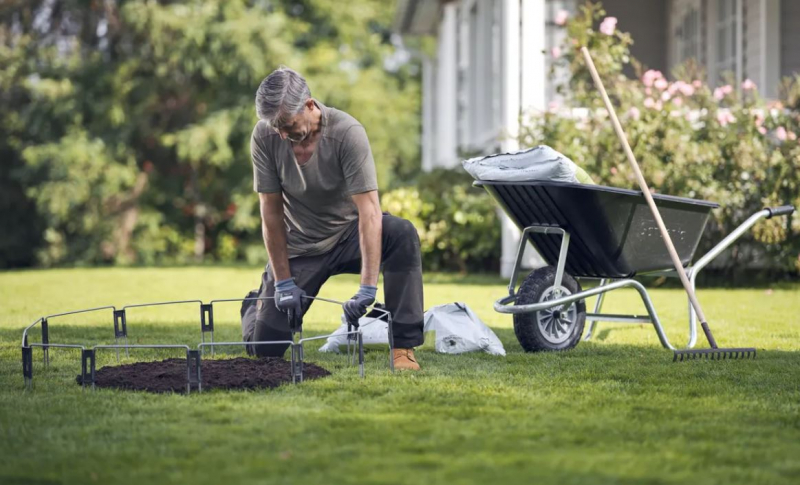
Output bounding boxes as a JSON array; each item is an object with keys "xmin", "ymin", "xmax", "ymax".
[
  {"xmin": 642, "ymin": 70, "xmax": 663, "ymax": 87},
  {"xmin": 668, "ymin": 82, "xmax": 680, "ymax": 95},
  {"xmin": 672, "ymin": 97, "xmax": 683, "ymax": 107},
  {"xmin": 610, "ymin": 167, "xmax": 618, "ymax": 175},
  {"xmin": 717, "ymin": 111, "xmax": 736, "ymax": 126},
  {"xmin": 654, "ymin": 78, "xmax": 669, "ymax": 91},
  {"xmin": 741, "ymin": 79, "xmax": 757, "ymax": 91},
  {"xmin": 643, "ymin": 97, "xmax": 655, "ymax": 109},
  {"xmin": 789, "ymin": 131, "xmax": 797, "ymax": 141},
  {"xmin": 722, "ymin": 85, "xmax": 734, "ymax": 94},
  {"xmin": 713, "ymin": 87, "xmax": 726, "ymax": 100},
  {"xmin": 692, "ymin": 80, "xmax": 703, "ymax": 88},
  {"xmin": 758, "ymin": 126, "xmax": 767, "ymax": 135},
  {"xmin": 599, "ymin": 17, "xmax": 617, "ymax": 36},
  {"xmin": 776, "ymin": 127, "xmax": 788, "ymax": 141},
  {"xmin": 554, "ymin": 10, "xmax": 569, "ymax": 26},
  {"xmin": 551, "ymin": 46, "xmax": 561, "ymax": 59},
  {"xmin": 627, "ymin": 107, "xmax": 641, "ymax": 120},
  {"xmin": 680, "ymin": 84, "xmax": 695, "ymax": 96},
  {"xmin": 661, "ymin": 91, "xmax": 671, "ymax": 102}
]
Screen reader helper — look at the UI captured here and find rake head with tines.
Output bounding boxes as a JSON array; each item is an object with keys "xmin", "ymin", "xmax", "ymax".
[
  {"xmin": 673, "ymin": 347, "xmax": 756, "ymax": 361},
  {"xmin": 673, "ymin": 321, "xmax": 756, "ymax": 362}
]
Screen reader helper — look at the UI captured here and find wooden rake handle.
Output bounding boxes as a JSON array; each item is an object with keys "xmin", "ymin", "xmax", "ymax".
[{"xmin": 579, "ymin": 47, "xmax": 712, "ymax": 332}]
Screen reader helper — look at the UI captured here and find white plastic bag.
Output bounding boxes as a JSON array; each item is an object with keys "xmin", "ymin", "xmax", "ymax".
[
  {"xmin": 423, "ymin": 302, "xmax": 506, "ymax": 356},
  {"xmin": 462, "ymin": 145, "xmax": 583, "ymax": 183},
  {"xmin": 318, "ymin": 315, "xmax": 390, "ymax": 353}
]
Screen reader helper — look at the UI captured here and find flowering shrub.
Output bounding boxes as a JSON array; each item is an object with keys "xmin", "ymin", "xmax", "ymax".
[
  {"xmin": 381, "ymin": 169, "xmax": 501, "ymax": 273},
  {"xmin": 522, "ymin": 3, "xmax": 800, "ymax": 275}
]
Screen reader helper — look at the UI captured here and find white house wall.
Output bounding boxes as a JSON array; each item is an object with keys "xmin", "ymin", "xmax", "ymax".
[
  {"xmin": 421, "ymin": 55, "xmax": 435, "ymax": 171},
  {"xmin": 545, "ymin": 0, "xmax": 577, "ymax": 104},
  {"xmin": 781, "ymin": 0, "xmax": 800, "ymax": 79},
  {"xmin": 600, "ymin": 0, "xmax": 669, "ymax": 75},
  {"xmin": 742, "ymin": 0, "xmax": 762, "ymax": 86},
  {"xmin": 664, "ymin": 0, "xmax": 785, "ymax": 96},
  {"xmin": 521, "ymin": 0, "xmax": 547, "ymax": 117},
  {"xmin": 434, "ymin": 2, "xmax": 459, "ymax": 169}
]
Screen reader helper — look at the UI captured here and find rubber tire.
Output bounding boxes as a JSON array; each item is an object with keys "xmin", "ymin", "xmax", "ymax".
[{"xmin": 513, "ymin": 266, "xmax": 586, "ymax": 352}]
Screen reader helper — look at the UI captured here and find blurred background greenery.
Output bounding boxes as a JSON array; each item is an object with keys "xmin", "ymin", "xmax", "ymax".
[
  {"xmin": 1, "ymin": 0, "xmax": 424, "ymax": 268},
  {"xmin": 2, "ymin": 1, "xmax": 797, "ymax": 278}
]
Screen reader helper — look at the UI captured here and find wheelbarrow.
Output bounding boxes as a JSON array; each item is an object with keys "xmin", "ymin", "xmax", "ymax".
[{"xmin": 478, "ymin": 180, "xmax": 795, "ymax": 353}]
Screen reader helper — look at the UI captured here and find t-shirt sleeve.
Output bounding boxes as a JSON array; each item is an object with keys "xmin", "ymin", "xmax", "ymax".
[
  {"xmin": 339, "ymin": 124, "xmax": 378, "ymax": 195},
  {"xmin": 251, "ymin": 123, "xmax": 282, "ymax": 194}
]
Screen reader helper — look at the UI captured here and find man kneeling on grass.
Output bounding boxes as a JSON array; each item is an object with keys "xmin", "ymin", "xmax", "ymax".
[{"xmin": 242, "ymin": 66, "xmax": 423, "ymax": 370}]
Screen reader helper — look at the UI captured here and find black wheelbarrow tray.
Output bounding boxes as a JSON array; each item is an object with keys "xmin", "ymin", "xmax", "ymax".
[{"xmin": 476, "ymin": 180, "xmax": 795, "ymax": 352}]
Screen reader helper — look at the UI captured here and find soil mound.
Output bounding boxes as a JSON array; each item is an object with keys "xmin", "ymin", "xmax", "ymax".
[{"xmin": 76, "ymin": 357, "xmax": 330, "ymax": 393}]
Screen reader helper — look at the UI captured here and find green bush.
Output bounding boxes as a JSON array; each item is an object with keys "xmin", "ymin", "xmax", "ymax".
[
  {"xmin": 523, "ymin": 3, "xmax": 800, "ymax": 276},
  {"xmin": 382, "ymin": 169, "xmax": 500, "ymax": 273}
]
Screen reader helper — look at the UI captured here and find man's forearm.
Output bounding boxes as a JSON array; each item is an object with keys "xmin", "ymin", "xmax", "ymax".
[
  {"xmin": 263, "ymin": 220, "xmax": 291, "ymax": 281},
  {"xmin": 359, "ymin": 212, "xmax": 382, "ymax": 286}
]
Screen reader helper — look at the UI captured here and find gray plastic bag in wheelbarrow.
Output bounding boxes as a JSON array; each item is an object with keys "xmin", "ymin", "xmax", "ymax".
[
  {"xmin": 462, "ymin": 145, "xmax": 594, "ymax": 184},
  {"xmin": 423, "ymin": 303, "xmax": 506, "ymax": 356}
]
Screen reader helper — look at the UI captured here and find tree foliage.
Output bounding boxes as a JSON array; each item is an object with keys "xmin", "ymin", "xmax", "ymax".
[{"xmin": 0, "ymin": 0, "xmax": 420, "ymax": 268}]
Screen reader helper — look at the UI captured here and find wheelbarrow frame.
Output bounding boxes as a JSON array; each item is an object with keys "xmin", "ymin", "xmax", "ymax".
[{"xmin": 488, "ymin": 184, "xmax": 794, "ymax": 350}]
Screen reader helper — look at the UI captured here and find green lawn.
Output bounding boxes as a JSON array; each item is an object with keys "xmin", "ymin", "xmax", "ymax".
[{"xmin": 1, "ymin": 267, "xmax": 799, "ymax": 485}]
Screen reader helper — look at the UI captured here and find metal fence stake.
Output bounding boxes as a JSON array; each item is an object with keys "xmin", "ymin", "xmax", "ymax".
[
  {"xmin": 20, "ymin": 295, "xmax": 395, "ymax": 390},
  {"xmin": 187, "ymin": 349, "xmax": 201, "ymax": 394},
  {"xmin": 81, "ymin": 349, "xmax": 96, "ymax": 392},
  {"xmin": 22, "ymin": 346, "xmax": 33, "ymax": 390},
  {"xmin": 200, "ymin": 304, "xmax": 214, "ymax": 356},
  {"xmin": 113, "ymin": 309, "xmax": 128, "ymax": 361},
  {"xmin": 41, "ymin": 318, "xmax": 50, "ymax": 368},
  {"xmin": 358, "ymin": 332, "xmax": 365, "ymax": 379}
]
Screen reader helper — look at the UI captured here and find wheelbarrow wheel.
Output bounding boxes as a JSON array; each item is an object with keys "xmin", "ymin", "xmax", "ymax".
[{"xmin": 513, "ymin": 266, "xmax": 586, "ymax": 352}]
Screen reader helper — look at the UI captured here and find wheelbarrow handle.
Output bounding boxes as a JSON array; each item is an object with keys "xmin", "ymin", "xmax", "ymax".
[{"xmin": 766, "ymin": 205, "xmax": 795, "ymax": 218}]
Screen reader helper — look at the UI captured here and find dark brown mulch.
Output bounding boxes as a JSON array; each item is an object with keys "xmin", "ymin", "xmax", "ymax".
[{"xmin": 75, "ymin": 357, "xmax": 330, "ymax": 393}]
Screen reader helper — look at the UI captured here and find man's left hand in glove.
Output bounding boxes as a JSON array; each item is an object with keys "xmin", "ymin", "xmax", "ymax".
[{"xmin": 343, "ymin": 285, "xmax": 377, "ymax": 324}]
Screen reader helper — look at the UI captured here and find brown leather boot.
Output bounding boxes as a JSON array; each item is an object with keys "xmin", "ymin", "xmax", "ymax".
[{"xmin": 392, "ymin": 348, "xmax": 421, "ymax": 371}]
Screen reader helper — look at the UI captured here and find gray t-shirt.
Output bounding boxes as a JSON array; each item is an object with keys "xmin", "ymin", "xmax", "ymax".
[{"xmin": 251, "ymin": 101, "xmax": 378, "ymax": 258}]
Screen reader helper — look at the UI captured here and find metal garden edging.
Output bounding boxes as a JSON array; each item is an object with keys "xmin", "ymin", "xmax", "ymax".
[{"xmin": 21, "ymin": 295, "xmax": 394, "ymax": 393}]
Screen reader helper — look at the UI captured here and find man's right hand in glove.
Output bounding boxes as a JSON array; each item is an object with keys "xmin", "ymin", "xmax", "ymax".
[{"xmin": 274, "ymin": 277, "xmax": 306, "ymax": 315}]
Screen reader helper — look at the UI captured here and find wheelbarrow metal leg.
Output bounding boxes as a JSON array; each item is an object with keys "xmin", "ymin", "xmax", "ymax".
[{"xmin": 583, "ymin": 279, "xmax": 607, "ymax": 341}]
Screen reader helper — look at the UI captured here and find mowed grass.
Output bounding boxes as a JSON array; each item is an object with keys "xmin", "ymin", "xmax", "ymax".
[{"xmin": 1, "ymin": 267, "xmax": 799, "ymax": 485}]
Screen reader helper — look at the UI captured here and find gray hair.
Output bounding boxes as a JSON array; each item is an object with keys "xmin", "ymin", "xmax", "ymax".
[{"xmin": 255, "ymin": 66, "xmax": 312, "ymax": 127}]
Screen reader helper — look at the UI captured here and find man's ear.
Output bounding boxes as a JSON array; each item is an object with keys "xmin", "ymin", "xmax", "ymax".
[{"xmin": 305, "ymin": 98, "xmax": 315, "ymax": 110}]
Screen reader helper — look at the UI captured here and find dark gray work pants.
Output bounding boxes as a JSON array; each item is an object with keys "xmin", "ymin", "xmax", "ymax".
[{"xmin": 242, "ymin": 214, "xmax": 425, "ymax": 357}]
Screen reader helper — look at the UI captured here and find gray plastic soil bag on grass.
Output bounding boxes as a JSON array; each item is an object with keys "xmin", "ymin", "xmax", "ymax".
[
  {"xmin": 319, "ymin": 306, "xmax": 391, "ymax": 353},
  {"xmin": 462, "ymin": 145, "xmax": 594, "ymax": 184},
  {"xmin": 423, "ymin": 303, "xmax": 506, "ymax": 356}
]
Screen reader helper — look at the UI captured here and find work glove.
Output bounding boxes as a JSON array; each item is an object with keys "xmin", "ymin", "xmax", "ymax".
[
  {"xmin": 274, "ymin": 278, "xmax": 306, "ymax": 316},
  {"xmin": 343, "ymin": 285, "xmax": 377, "ymax": 325}
]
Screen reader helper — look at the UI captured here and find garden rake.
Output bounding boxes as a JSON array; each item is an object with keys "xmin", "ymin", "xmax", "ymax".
[{"xmin": 580, "ymin": 46, "xmax": 756, "ymax": 362}]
